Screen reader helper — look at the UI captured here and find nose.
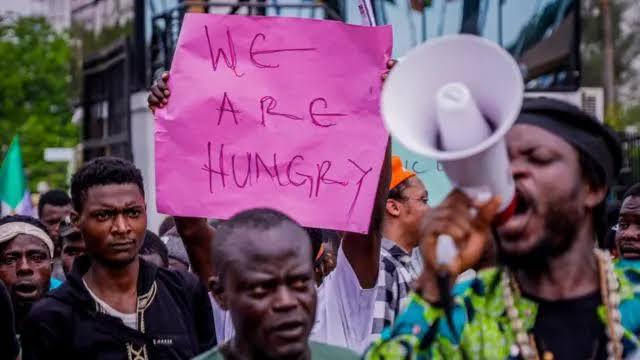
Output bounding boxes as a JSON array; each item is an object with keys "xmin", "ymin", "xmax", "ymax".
[
  {"xmin": 272, "ymin": 286, "xmax": 297, "ymax": 312},
  {"xmin": 16, "ymin": 256, "xmax": 34, "ymax": 276},
  {"xmin": 510, "ymin": 158, "xmax": 530, "ymax": 182},
  {"xmin": 111, "ymin": 214, "xmax": 129, "ymax": 234}
]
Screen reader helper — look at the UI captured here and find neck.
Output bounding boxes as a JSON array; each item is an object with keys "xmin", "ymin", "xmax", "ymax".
[
  {"xmin": 382, "ymin": 222, "xmax": 415, "ymax": 254},
  {"xmin": 514, "ymin": 224, "xmax": 599, "ymax": 300},
  {"xmin": 227, "ymin": 338, "xmax": 311, "ymax": 360},
  {"xmin": 85, "ymin": 256, "xmax": 140, "ymax": 295}
]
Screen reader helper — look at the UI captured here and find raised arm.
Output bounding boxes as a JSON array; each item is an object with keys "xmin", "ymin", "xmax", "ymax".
[
  {"xmin": 341, "ymin": 139, "xmax": 391, "ymax": 289},
  {"xmin": 173, "ymin": 217, "xmax": 216, "ymax": 285}
]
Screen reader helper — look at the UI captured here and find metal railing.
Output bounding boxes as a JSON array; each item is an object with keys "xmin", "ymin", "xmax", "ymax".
[{"xmin": 149, "ymin": 1, "xmax": 344, "ymax": 81}]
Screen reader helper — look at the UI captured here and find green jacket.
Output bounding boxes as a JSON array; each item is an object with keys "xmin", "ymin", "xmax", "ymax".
[
  {"xmin": 193, "ymin": 341, "xmax": 358, "ymax": 359},
  {"xmin": 365, "ymin": 260, "xmax": 640, "ymax": 359}
]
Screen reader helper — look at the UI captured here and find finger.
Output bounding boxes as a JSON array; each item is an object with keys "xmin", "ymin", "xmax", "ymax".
[
  {"xmin": 151, "ymin": 85, "xmax": 165, "ymax": 102},
  {"xmin": 476, "ymin": 196, "xmax": 502, "ymax": 225},
  {"xmin": 162, "ymin": 71, "xmax": 170, "ymax": 81},
  {"xmin": 421, "ymin": 232, "xmax": 439, "ymax": 271},
  {"xmin": 381, "ymin": 72, "xmax": 389, "ymax": 80},
  {"xmin": 441, "ymin": 189, "xmax": 472, "ymax": 209},
  {"xmin": 387, "ymin": 59, "xmax": 397, "ymax": 69},
  {"xmin": 424, "ymin": 210, "xmax": 472, "ymax": 237},
  {"xmin": 451, "ymin": 229, "xmax": 489, "ymax": 275},
  {"xmin": 157, "ymin": 77, "xmax": 169, "ymax": 93},
  {"xmin": 148, "ymin": 94, "xmax": 162, "ymax": 108}
]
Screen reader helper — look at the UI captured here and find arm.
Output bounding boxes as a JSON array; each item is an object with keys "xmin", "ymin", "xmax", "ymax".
[
  {"xmin": 341, "ymin": 139, "xmax": 391, "ymax": 289},
  {"xmin": 174, "ymin": 217, "xmax": 216, "ymax": 285},
  {"xmin": 341, "ymin": 60, "xmax": 396, "ymax": 289}
]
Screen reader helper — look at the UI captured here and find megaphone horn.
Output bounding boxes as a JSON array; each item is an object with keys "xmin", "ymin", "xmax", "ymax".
[{"xmin": 381, "ymin": 34, "xmax": 524, "ymax": 265}]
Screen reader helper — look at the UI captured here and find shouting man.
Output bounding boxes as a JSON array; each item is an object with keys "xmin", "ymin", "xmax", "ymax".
[
  {"xmin": 366, "ymin": 98, "xmax": 640, "ymax": 359},
  {"xmin": 0, "ymin": 215, "xmax": 54, "ymax": 334}
]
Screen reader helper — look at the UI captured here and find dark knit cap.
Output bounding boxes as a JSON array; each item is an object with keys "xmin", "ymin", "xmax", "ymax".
[{"xmin": 516, "ymin": 97, "xmax": 622, "ymax": 186}]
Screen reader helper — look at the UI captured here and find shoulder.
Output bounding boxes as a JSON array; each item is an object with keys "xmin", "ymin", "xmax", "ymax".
[
  {"xmin": 192, "ymin": 346, "xmax": 224, "ymax": 360},
  {"xmin": 309, "ymin": 341, "xmax": 359, "ymax": 359},
  {"xmin": 24, "ymin": 296, "xmax": 71, "ymax": 329},
  {"xmin": 156, "ymin": 267, "xmax": 204, "ymax": 293}
]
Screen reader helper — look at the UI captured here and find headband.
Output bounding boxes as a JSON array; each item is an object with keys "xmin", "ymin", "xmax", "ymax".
[{"xmin": 0, "ymin": 222, "xmax": 54, "ymax": 257}]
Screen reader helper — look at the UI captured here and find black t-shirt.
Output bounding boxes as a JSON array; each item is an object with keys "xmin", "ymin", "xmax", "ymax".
[
  {"xmin": 524, "ymin": 291, "xmax": 607, "ymax": 360},
  {"xmin": 0, "ymin": 280, "xmax": 19, "ymax": 360}
]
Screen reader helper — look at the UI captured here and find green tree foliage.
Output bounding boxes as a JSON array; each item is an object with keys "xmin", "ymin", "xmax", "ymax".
[
  {"xmin": 0, "ymin": 16, "xmax": 77, "ymax": 191},
  {"xmin": 582, "ymin": 0, "xmax": 640, "ymax": 130}
]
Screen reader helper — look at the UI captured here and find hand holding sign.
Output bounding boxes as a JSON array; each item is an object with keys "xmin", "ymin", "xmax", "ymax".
[{"xmin": 154, "ymin": 14, "xmax": 392, "ymax": 233}]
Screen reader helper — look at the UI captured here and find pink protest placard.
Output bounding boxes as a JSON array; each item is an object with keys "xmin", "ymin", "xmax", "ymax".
[{"xmin": 155, "ymin": 13, "xmax": 392, "ymax": 233}]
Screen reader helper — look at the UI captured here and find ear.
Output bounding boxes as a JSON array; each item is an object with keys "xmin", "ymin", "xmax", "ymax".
[
  {"xmin": 209, "ymin": 275, "xmax": 229, "ymax": 310},
  {"xmin": 584, "ymin": 184, "xmax": 607, "ymax": 210},
  {"xmin": 70, "ymin": 210, "xmax": 80, "ymax": 227},
  {"xmin": 386, "ymin": 199, "xmax": 401, "ymax": 217}
]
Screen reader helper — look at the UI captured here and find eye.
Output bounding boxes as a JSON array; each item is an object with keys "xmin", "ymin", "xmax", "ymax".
[
  {"xmin": 29, "ymin": 253, "xmax": 48, "ymax": 263},
  {"xmin": 291, "ymin": 277, "xmax": 310, "ymax": 291},
  {"xmin": 65, "ymin": 248, "xmax": 79, "ymax": 256},
  {"xmin": 94, "ymin": 211, "xmax": 111, "ymax": 221},
  {"xmin": 617, "ymin": 221, "xmax": 630, "ymax": 230},
  {"xmin": 125, "ymin": 208, "xmax": 142, "ymax": 218},
  {"xmin": 528, "ymin": 151, "xmax": 555, "ymax": 166},
  {"xmin": 250, "ymin": 285, "xmax": 269, "ymax": 298},
  {"xmin": 0, "ymin": 256, "xmax": 16, "ymax": 266}
]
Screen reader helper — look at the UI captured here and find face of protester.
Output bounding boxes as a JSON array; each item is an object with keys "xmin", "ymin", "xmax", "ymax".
[
  {"xmin": 389, "ymin": 176, "xmax": 430, "ymax": 247},
  {"xmin": 497, "ymin": 124, "xmax": 605, "ymax": 266},
  {"xmin": 61, "ymin": 237, "xmax": 86, "ymax": 274},
  {"xmin": 615, "ymin": 196, "xmax": 640, "ymax": 259},
  {"xmin": 40, "ymin": 204, "xmax": 72, "ymax": 243},
  {"xmin": 73, "ymin": 184, "xmax": 147, "ymax": 268},
  {"xmin": 220, "ymin": 223, "xmax": 316, "ymax": 359},
  {"xmin": 0, "ymin": 234, "xmax": 52, "ymax": 304}
]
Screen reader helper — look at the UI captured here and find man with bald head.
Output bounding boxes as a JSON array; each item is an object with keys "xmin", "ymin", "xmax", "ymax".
[{"xmin": 195, "ymin": 209, "xmax": 357, "ymax": 359}]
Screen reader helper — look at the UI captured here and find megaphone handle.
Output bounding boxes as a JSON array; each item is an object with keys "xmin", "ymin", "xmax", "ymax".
[{"xmin": 436, "ymin": 234, "xmax": 458, "ymax": 266}]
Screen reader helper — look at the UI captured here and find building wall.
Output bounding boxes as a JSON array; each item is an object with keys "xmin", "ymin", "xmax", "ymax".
[{"xmin": 130, "ymin": 91, "xmax": 163, "ymax": 233}]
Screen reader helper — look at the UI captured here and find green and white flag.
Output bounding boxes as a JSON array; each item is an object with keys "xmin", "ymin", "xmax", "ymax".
[{"xmin": 0, "ymin": 136, "xmax": 33, "ymax": 216}]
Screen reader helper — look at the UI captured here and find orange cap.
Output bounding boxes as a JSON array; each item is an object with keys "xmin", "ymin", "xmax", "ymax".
[{"xmin": 390, "ymin": 156, "xmax": 416, "ymax": 190}]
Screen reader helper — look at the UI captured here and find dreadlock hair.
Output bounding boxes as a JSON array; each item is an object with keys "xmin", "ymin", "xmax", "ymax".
[{"xmin": 71, "ymin": 157, "xmax": 144, "ymax": 212}]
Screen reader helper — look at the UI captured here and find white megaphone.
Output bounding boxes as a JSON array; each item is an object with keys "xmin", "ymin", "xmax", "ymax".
[{"xmin": 382, "ymin": 34, "xmax": 523, "ymax": 267}]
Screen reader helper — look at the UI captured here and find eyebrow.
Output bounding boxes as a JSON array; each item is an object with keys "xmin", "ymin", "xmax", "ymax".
[{"xmin": 90, "ymin": 203, "xmax": 143, "ymax": 211}]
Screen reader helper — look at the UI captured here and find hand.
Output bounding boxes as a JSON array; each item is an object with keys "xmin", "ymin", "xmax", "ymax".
[
  {"xmin": 416, "ymin": 190, "xmax": 501, "ymax": 302},
  {"xmin": 381, "ymin": 59, "xmax": 397, "ymax": 82},
  {"xmin": 148, "ymin": 71, "xmax": 171, "ymax": 113}
]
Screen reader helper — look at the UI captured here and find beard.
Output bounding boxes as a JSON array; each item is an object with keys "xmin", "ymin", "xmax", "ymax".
[{"xmin": 496, "ymin": 192, "xmax": 583, "ymax": 273}]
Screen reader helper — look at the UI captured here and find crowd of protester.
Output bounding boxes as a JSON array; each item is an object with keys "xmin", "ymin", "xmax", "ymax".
[{"xmin": 2, "ymin": 68, "xmax": 640, "ymax": 360}]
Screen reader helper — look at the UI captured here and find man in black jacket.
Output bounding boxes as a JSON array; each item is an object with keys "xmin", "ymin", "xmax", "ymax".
[{"xmin": 20, "ymin": 157, "xmax": 216, "ymax": 360}]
